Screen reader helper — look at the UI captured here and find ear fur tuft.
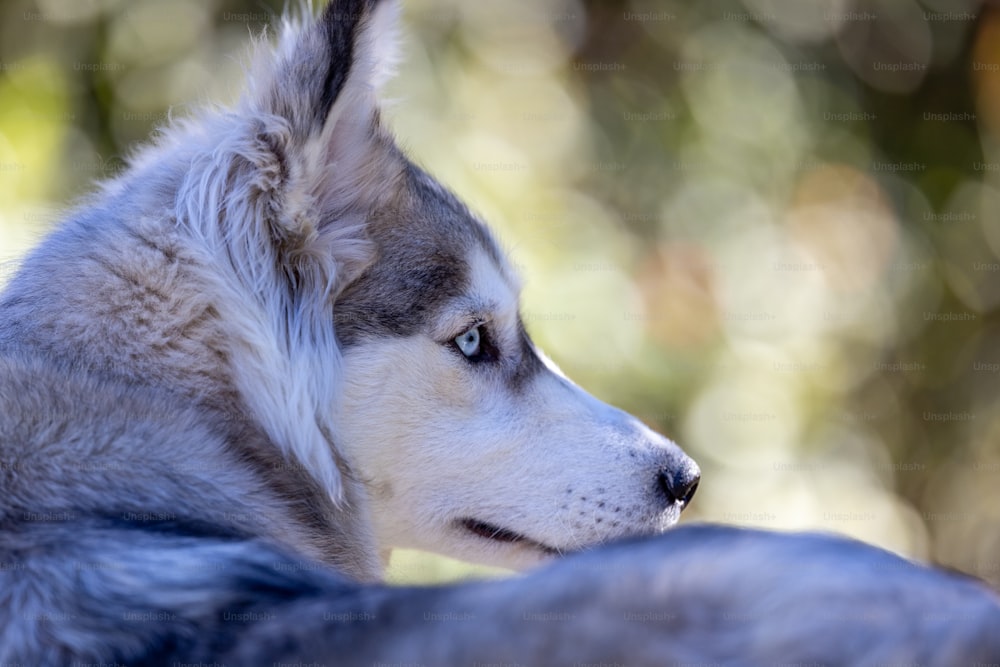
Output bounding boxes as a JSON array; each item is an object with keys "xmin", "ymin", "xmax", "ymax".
[{"xmin": 175, "ymin": 0, "xmax": 407, "ymax": 503}]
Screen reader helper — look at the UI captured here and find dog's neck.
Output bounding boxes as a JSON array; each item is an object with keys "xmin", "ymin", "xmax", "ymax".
[{"xmin": 0, "ymin": 175, "xmax": 383, "ymax": 580}]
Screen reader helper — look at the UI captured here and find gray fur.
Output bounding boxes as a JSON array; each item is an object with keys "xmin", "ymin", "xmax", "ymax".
[
  {"xmin": 223, "ymin": 525, "xmax": 1000, "ymax": 666},
  {"xmin": 1, "ymin": 0, "xmax": 997, "ymax": 663}
]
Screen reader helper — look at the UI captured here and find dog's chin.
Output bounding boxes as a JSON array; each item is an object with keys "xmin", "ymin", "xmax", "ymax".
[
  {"xmin": 449, "ymin": 509, "xmax": 688, "ymax": 570},
  {"xmin": 454, "ymin": 518, "xmax": 567, "ymax": 568}
]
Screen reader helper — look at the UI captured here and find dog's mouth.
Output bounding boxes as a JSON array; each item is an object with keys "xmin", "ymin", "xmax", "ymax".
[{"xmin": 458, "ymin": 518, "xmax": 562, "ymax": 557}]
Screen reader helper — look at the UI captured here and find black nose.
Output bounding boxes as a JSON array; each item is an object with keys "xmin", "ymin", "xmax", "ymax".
[{"xmin": 657, "ymin": 463, "xmax": 700, "ymax": 507}]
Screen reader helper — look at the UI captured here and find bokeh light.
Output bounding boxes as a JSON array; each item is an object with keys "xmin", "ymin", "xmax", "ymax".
[{"xmin": 1, "ymin": 0, "xmax": 998, "ymax": 586}]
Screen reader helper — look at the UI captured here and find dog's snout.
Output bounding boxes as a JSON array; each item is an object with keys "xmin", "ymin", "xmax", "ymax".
[{"xmin": 657, "ymin": 462, "xmax": 700, "ymax": 507}]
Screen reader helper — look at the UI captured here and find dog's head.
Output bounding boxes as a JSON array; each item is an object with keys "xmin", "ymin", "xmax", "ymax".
[
  {"xmin": 199, "ymin": 0, "xmax": 698, "ymax": 570},
  {"xmin": 330, "ymin": 178, "xmax": 701, "ymax": 568}
]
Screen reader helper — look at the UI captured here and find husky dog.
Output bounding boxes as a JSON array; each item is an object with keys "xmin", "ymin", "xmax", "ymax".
[
  {"xmin": 2, "ymin": 0, "xmax": 701, "ymax": 578},
  {"xmin": 0, "ymin": 0, "xmax": 698, "ymax": 658},
  {"xmin": 1, "ymin": 0, "xmax": 998, "ymax": 663}
]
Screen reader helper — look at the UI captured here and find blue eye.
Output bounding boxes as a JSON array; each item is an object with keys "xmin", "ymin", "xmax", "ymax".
[{"xmin": 454, "ymin": 326, "xmax": 481, "ymax": 357}]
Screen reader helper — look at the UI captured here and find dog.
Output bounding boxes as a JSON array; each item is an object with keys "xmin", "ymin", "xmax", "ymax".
[
  {"xmin": 1, "ymin": 0, "xmax": 998, "ymax": 664},
  {"xmin": 0, "ymin": 0, "xmax": 699, "ymax": 659}
]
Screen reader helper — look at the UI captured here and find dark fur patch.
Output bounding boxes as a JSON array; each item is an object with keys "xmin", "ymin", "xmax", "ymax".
[
  {"xmin": 334, "ymin": 162, "xmax": 497, "ymax": 345},
  {"xmin": 510, "ymin": 316, "xmax": 545, "ymax": 391},
  {"xmin": 99, "ymin": 514, "xmax": 251, "ymax": 541},
  {"xmin": 317, "ymin": 0, "xmax": 376, "ymax": 125}
]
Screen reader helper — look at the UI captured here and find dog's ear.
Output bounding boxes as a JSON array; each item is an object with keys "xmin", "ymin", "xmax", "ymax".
[
  {"xmin": 240, "ymin": 0, "xmax": 403, "ymax": 291},
  {"xmin": 200, "ymin": 0, "xmax": 403, "ymax": 505}
]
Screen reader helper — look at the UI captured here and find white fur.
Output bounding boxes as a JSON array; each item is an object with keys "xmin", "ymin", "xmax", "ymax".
[
  {"xmin": 332, "ymin": 249, "xmax": 692, "ymax": 568},
  {"xmin": 161, "ymin": 2, "xmax": 405, "ymax": 504}
]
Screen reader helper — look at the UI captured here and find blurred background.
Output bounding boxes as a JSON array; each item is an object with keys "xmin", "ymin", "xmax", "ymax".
[{"xmin": 1, "ymin": 0, "xmax": 999, "ymax": 586}]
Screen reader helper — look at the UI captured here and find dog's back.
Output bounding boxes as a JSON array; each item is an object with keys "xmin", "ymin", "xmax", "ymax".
[
  {"xmin": 4, "ymin": 503, "xmax": 997, "ymax": 663},
  {"xmin": 0, "ymin": 345, "xmax": 346, "ymax": 659}
]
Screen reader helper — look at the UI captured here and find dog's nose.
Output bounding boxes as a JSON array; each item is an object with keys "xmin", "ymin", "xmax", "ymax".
[{"xmin": 657, "ymin": 462, "xmax": 700, "ymax": 507}]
